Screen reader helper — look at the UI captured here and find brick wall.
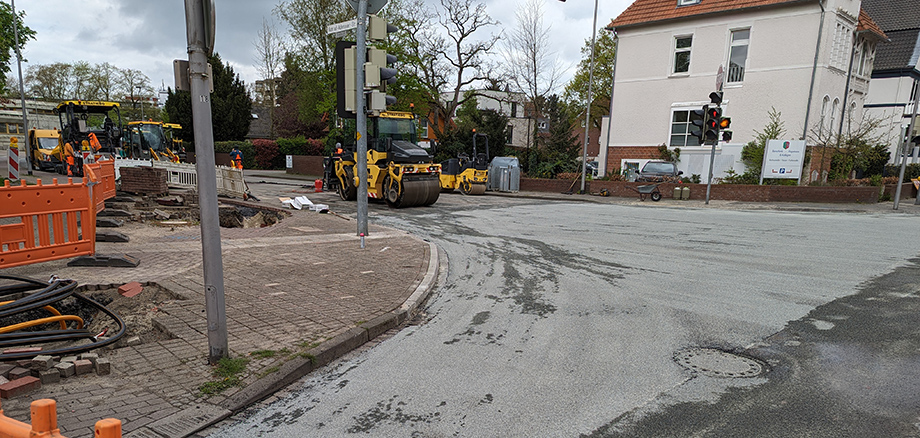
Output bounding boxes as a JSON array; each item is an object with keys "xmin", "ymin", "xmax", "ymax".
[
  {"xmin": 287, "ymin": 155, "xmax": 325, "ymax": 176},
  {"xmin": 605, "ymin": 146, "xmax": 661, "ymax": 173},
  {"xmin": 120, "ymin": 167, "xmax": 168, "ymax": 196},
  {"xmin": 522, "ymin": 178, "xmax": 887, "ymax": 203}
]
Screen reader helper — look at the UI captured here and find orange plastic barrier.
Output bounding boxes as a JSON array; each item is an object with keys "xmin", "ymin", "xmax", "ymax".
[
  {"xmin": 0, "ymin": 398, "xmax": 121, "ymax": 438},
  {"xmin": 0, "ymin": 160, "xmax": 116, "ymax": 269}
]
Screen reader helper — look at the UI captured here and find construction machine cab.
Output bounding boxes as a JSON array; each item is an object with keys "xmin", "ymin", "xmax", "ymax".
[{"xmin": 55, "ymin": 101, "xmax": 122, "ymax": 155}]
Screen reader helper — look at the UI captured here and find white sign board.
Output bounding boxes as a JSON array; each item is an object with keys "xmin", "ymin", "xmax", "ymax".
[
  {"xmin": 286, "ymin": 155, "xmax": 293, "ymax": 169},
  {"xmin": 762, "ymin": 139, "xmax": 806, "ymax": 179}
]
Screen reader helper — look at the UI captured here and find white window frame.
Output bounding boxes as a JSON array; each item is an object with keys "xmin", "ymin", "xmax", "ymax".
[
  {"xmin": 672, "ymin": 35, "xmax": 693, "ymax": 75},
  {"xmin": 678, "ymin": 0, "xmax": 700, "ymax": 5},
  {"xmin": 669, "ymin": 107, "xmax": 702, "ymax": 147},
  {"xmin": 726, "ymin": 28, "xmax": 750, "ymax": 84}
]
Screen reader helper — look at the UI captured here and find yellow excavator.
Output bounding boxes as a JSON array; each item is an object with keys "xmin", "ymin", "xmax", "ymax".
[
  {"xmin": 124, "ymin": 121, "xmax": 180, "ymax": 162},
  {"xmin": 439, "ymin": 131, "xmax": 489, "ymax": 195},
  {"xmin": 326, "ymin": 111, "xmax": 440, "ymax": 208}
]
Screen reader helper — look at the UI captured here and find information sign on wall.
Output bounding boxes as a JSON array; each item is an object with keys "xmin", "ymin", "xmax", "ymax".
[{"xmin": 761, "ymin": 139, "xmax": 806, "ymax": 180}]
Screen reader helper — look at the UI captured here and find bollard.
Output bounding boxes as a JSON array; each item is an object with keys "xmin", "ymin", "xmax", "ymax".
[{"xmin": 360, "ymin": 232, "xmax": 366, "ymax": 249}]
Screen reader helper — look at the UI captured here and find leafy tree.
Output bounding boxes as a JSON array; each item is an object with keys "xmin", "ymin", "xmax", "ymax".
[
  {"xmin": 433, "ymin": 95, "xmax": 509, "ymax": 163},
  {"xmin": 736, "ymin": 107, "xmax": 785, "ymax": 184},
  {"xmin": 537, "ymin": 95, "xmax": 580, "ymax": 177},
  {"xmin": 165, "ymin": 53, "xmax": 252, "ymax": 142},
  {"xmin": 0, "ymin": 2, "xmax": 34, "ymax": 94},
  {"xmin": 563, "ymin": 28, "xmax": 616, "ymax": 131}
]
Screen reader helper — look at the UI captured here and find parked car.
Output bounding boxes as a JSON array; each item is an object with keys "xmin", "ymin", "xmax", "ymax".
[{"xmin": 637, "ymin": 161, "xmax": 682, "ymax": 182}]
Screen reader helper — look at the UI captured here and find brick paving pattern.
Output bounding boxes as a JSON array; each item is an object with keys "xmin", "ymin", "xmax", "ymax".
[{"xmin": 1, "ymin": 209, "xmax": 431, "ymax": 437}]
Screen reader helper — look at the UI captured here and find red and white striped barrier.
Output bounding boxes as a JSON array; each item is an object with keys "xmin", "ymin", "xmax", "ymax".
[{"xmin": 7, "ymin": 137, "xmax": 19, "ymax": 180}]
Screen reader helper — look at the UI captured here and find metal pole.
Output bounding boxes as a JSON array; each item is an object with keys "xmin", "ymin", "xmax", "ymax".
[
  {"xmin": 893, "ymin": 127, "xmax": 909, "ymax": 210},
  {"xmin": 356, "ymin": 0, "xmax": 369, "ymax": 237},
  {"xmin": 579, "ymin": 0, "xmax": 599, "ymax": 194},
  {"xmin": 704, "ymin": 134, "xmax": 717, "ymax": 204},
  {"xmin": 600, "ymin": 29, "xmax": 618, "ymax": 178},
  {"xmin": 185, "ymin": 0, "xmax": 228, "ymax": 364},
  {"xmin": 11, "ymin": 0, "xmax": 30, "ymax": 175}
]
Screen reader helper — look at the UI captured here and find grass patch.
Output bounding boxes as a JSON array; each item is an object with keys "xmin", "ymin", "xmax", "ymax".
[
  {"xmin": 198, "ymin": 356, "xmax": 250, "ymax": 395},
  {"xmin": 298, "ymin": 340, "xmax": 322, "ymax": 349},
  {"xmin": 250, "ymin": 349, "xmax": 277, "ymax": 359}
]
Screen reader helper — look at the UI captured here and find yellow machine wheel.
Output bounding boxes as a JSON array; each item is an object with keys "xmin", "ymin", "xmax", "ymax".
[
  {"xmin": 384, "ymin": 174, "xmax": 440, "ymax": 208},
  {"xmin": 460, "ymin": 180, "xmax": 486, "ymax": 195}
]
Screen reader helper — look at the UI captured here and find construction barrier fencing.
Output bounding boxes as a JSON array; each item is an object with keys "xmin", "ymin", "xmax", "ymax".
[
  {"xmin": 0, "ymin": 398, "xmax": 121, "ymax": 438},
  {"xmin": 113, "ymin": 158, "xmax": 246, "ymax": 198},
  {"xmin": 0, "ymin": 160, "xmax": 116, "ymax": 269}
]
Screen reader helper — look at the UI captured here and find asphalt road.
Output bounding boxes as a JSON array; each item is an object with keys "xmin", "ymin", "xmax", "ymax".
[{"xmin": 203, "ymin": 188, "xmax": 920, "ymax": 437}]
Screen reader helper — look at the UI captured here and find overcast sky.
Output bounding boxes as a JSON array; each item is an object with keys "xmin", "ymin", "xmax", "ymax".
[{"xmin": 16, "ymin": 0, "xmax": 633, "ymax": 98}]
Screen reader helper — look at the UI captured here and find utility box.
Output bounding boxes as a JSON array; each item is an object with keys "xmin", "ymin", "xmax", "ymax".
[
  {"xmin": 680, "ymin": 186, "xmax": 690, "ymax": 200},
  {"xmin": 488, "ymin": 157, "xmax": 520, "ymax": 192}
]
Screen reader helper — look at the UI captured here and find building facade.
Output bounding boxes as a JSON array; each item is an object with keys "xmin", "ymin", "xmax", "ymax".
[{"xmin": 606, "ymin": 0, "xmax": 886, "ymax": 182}]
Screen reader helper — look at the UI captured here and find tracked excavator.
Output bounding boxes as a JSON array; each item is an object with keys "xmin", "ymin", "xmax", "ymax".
[
  {"xmin": 326, "ymin": 111, "xmax": 440, "ymax": 208},
  {"xmin": 439, "ymin": 131, "xmax": 489, "ymax": 195}
]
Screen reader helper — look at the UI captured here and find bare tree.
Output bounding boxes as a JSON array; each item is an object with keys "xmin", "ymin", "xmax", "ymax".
[
  {"xmin": 89, "ymin": 62, "xmax": 120, "ymax": 101},
  {"xmin": 275, "ymin": 0, "xmax": 350, "ymax": 72},
  {"xmin": 502, "ymin": 0, "xmax": 564, "ymax": 147},
  {"xmin": 25, "ymin": 62, "xmax": 71, "ymax": 100},
  {"xmin": 396, "ymin": 0, "xmax": 499, "ymax": 139},
  {"xmin": 253, "ymin": 17, "xmax": 286, "ymax": 138},
  {"xmin": 119, "ymin": 68, "xmax": 152, "ymax": 119}
]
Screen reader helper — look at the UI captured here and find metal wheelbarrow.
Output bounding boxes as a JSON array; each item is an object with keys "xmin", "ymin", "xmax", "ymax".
[{"xmin": 628, "ymin": 183, "xmax": 663, "ymax": 201}]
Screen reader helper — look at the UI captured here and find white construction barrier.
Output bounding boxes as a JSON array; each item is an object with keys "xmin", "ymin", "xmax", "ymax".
[{"xmin": 113, "ymin": 157, "xmax": 246, "ymax": 198}]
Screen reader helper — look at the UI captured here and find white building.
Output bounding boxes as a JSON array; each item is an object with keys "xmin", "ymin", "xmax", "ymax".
[
  {"xmin": 862, "ymin": 0, "xmax": 920, "ymax": 163},
  {"xmin": 605, "ymin": 0, "xmax": 887, "ymax": 182}
]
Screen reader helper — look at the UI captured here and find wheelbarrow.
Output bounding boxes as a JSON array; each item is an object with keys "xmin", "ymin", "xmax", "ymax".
[{"xmin": 628, "ymin": 183, "xmax": 662, "ymax": 201}]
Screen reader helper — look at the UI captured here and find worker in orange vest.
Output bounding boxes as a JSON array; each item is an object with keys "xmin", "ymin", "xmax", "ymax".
[
  {"xmin": 229, "ymin": 147, "xmax": 243, "ymax": 170},
  {"xmin": 63, "ymin": 142, "xmax": 75, "ymax": 176}
]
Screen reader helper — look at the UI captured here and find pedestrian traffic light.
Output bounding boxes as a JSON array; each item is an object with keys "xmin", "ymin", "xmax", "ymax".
[
  {"xmin": 704, "ymin": 106, "xmax": 721, "ymax": 143},
  {"xmin": 690, "ymin": 105, "xmax": 708, "ymax": 144}
]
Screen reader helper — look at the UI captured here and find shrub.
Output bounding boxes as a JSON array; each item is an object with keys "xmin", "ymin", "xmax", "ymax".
[
  {"xmin": 252, "ymin": 139, "xmax": 282, "ymax": 170},
  {"xmin": 277, "ymin": 136, "xmax": 326, "ymax": 157}
]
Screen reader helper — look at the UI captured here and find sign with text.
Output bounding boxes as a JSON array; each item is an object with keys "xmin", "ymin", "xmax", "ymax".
[{"xmin": 762, "ymin": 139, "xmax": 806, "ymax": 180}]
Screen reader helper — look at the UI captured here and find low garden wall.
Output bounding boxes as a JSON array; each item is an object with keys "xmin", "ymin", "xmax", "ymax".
[
  {"xmin": 286, "ymin": 155, "xmax": 325, "ymax": 176},
  {"xmin": 520, "ymin": 178, "xmax": 911, "ymax": 203}
]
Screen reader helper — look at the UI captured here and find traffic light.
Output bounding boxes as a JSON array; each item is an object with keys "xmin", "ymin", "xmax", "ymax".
[
  {"xmin": 365, "ymin": 15, "xmax": 397, "ymax": 114},
  {"xmin": 335, "ymin": 41, "xmax": 357, "ymax": 118},
  {"xmin": 704, "ymin": 106, "xmax": 721, "ymax": 143},
  {"xmin": 690, "ymin": 105, "xmax": 708, "ymax": 144}
]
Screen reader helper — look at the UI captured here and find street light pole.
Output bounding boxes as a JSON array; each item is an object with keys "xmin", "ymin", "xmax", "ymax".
[
  {"xmin": 11, "ymin": 0, "xmax": 31, "ymax": 175},
  {"xmin": 561, "ymin": 0, "xmax": 600, "ymax": 194}
]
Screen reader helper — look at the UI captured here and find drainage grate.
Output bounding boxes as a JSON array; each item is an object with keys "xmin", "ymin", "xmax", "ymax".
[{"xmin": 673, "ymin": 348, "xmax": 765, "ymax": 378}]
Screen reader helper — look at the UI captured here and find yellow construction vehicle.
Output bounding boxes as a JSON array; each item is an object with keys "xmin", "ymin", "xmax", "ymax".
[
  {"xmin": 28, "ymin": 128, "xmax": 63, "ymax": 172},
  {"xmin": 56, "ymin": 100, "xmax": 122, "ymax": 157},
  {"xmin": 163, "ymin": 123, "xmax": 186, "ymax": 161},
  {"xmin": 124, "ymin": 121, "xmax": 180, "ymax": 162},
  {"xmin": 326, "ymin": 111, "xmax": 440, "ymax": 208},
  {"xmin": 439, "ymin": 131, "xmax": 489, "ymax": 195}
]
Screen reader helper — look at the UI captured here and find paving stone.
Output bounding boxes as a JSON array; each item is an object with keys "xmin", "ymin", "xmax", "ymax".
[
  {"xmin": 119, "ymin": 281, "xmax": 143, "ymax": 297},
  {"xmin": 73, "ymin": 359, "xmax": 94, "ymax": 375},
  {"xmin": 54, "ymin": 362, "xmax": 75, "ymax": 378},
  {"xmin": 0, "ymin": 376, "xmax": 41, "ymax": 399},
  {"xmin": 80, "ymin": 353, "xmax": 100, "ymax": 365},
  {"xmin": 8, "ymin": 367, "xmax": 30, "ymax": 380},
  {"xmin": 95, "ymin": 359, "xmax": 111, "ymax": 376},
  {"xmin": 0, "ymin": 364, "xmax": 14, "ymax": 378},
  {"xmin": 61, "ymin": 356, "xmax": 78, "ymax": 364},
  {"xmin": 0, "ymin": 376, "xmax": 8, "ymax": 386},
  {"xmin": 31, "ymin": 355, "xmax": 54, "ymax": 371},
  {"xmin": 38, "ymin": 369, "xmax": 60, "ymax": 384},
  {"xmin": 1, "ymin": 347, "xmax": 41, "ymax": 355}
]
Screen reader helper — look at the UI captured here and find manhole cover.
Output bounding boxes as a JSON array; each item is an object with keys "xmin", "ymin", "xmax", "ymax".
[{"xmin": 673, "ymin": 348, "xmax": 765, "ymax": 378}]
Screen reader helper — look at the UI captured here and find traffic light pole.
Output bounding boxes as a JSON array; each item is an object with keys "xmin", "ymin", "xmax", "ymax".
[
  {"xmin": 355, "ymin": 0, "xmax": 369, "ymax": 237},
  {"xmin": 704, "ymin": 102, "xmax": 720, "ymax": 205},
  {"xmin": 185, "ymin": 0, "xmax": 228, "ymax": 365}
]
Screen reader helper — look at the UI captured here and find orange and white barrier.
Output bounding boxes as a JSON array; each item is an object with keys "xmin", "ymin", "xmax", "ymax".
[
  {"xmin": 0, "ymin": 398, "xmax": 121, "ymax": 438},
  {"xmin": 7, "ymin": 137, "xmax": 19, "ymax": 181}
]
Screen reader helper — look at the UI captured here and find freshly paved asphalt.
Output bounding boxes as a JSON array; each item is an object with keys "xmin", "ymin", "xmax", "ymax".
[{"xmin": 2, "ymin": 163, "xmax": 920, "ymax": 437}]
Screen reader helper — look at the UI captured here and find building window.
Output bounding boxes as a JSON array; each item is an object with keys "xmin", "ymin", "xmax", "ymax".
[
  {"xmin": 511, "ymin": 102, "xmax": 518, "ymax": 117},
  {"xmin": 670, "ymin": 109, "xmax": 701, "ymax": 147},
  {"xmin": 678, "ymin": 0, "xmax": 700, "ymax": 5},
  {"xmin": 910, "ymin": 80, "xmax": 919, "ymax": 102},
  {"xmin": 673, "ymin": 36, "xmax": 692, "ymax": 74},
  {"xmin": 819, "ymin": 95, "xmax": 830, "ymax": 137},
  {"xmin": 831, "ymin": 21, "xmax": 852, "ymax": 70},
  {"xmin": 829, "ymin": 98, "xmax": 839, "ymax": 134},
  {"xmin": 506, "ymin": 124, "xmax": 513, "ymax": 144},
  {"xmin": 419, "ymin": 118, "xmax": 429, "ymax": 139},
  {"xmin": 727, "ymin": 29, "xmax": 750, "ymax": 83}
]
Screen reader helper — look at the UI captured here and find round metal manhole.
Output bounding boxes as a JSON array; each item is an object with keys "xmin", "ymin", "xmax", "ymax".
[{"xmin": 673, "ymin": 348, "xmax": 765, "ymax": 378}]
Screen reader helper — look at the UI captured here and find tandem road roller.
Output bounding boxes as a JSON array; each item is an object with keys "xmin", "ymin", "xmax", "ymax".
[
  {"xmin": 326, "ymin": 111, "xmax": 441, "ymax": 208},
  {"xmin": 439, "ymin": 131, "xmax": 489, "ymax": 195}
]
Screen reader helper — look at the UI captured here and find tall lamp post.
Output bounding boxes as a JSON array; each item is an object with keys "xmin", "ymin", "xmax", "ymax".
[
  {"xmin": 560, "ymin": 0, "xmax": 600, "ymax": 193},
  {"xmin": 136, "ymin": 85, "xmax": 145, "ymax": 119}
]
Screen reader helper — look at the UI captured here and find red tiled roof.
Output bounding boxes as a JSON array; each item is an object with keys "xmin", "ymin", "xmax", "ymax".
[
  {"xmin": 857, "ymin": 8, "xmax": 888, "ymax": 41},
  {"xmin": 609, "ymin": 0, "xmax": 813, "ymax": 29}
]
